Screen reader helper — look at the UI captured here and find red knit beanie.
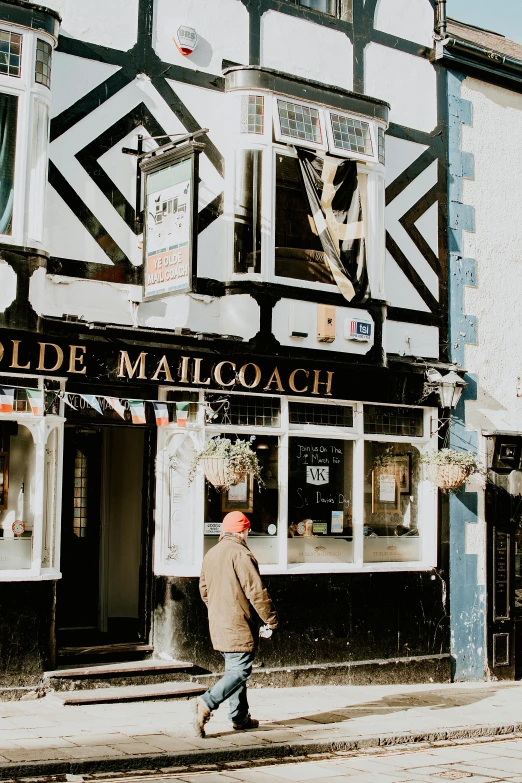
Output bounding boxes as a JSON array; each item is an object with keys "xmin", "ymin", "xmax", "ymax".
[{"xmin": 222, "ymin": 511, "xmax": 250, "ymax": 533}]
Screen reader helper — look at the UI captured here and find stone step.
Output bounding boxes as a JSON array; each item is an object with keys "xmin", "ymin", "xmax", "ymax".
[
  {"xmin": 50, "ymin": 680, "xmax": 205, "ymax": 705},
  {"xmin": 57, "ymin": 643, "xmax": 153, "ymax": 666},
  {"xmin": 45, "ymin": 659, "xmax": 202, "ymax": 691}
]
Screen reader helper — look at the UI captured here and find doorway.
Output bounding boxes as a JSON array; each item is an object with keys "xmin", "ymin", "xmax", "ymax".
[{"xmin": 56, "ymin": 424, "xmax": 153, "ymax": 653}]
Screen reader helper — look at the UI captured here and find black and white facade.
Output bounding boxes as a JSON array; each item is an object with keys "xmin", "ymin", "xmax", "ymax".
[{"xmin": 0, "ymin": 0, "xmax": 453, "ymax": 690}]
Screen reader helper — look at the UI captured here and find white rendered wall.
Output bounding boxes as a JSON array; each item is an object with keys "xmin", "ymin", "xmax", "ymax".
[
  {"xmin": 374, "ymin": 0, "xmax": 434, "ymax": 48},
  {"xmin": 48, "ymin": 0, "xmax": 139, "ymax": 51},
  {"xmin": 461, "ymin": 77, "xmax": 522, "ymax": 434},
  {"xmin": 260, "ymin": 11, "xmax": 353, "ymax": 92}
]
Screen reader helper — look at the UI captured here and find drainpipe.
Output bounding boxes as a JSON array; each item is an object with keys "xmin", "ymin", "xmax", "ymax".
[{"xmin": 435, "ymin": 0, "xmax": 447, "ymax": 39}]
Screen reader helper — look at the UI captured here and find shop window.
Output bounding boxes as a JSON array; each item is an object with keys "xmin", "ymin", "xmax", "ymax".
[
  {"xmin": 207, "ymin": 394, "xmax": 281, "ymax": 427},
  {"xmin": 288, "ymin": 437, "xmax": 353, "ymax": 564},
  {"xmin": 204, "ymin": 435, "xmax": 279, "ymax": 565},
  {"xmin": 233, "ymin": 149, "xmax": 262, "ymax": 273},
  {"xmin": 0, "ymin": 92, "xmax": 18, "ymax": 236},
  {"xmin": 0, "ymin": 423, "xmax": 35, "ymax": 570},
  {"xmin": 35, "ymin": 38, "xmax": 51, "ymax": 88},
  {"xmin": 241, "ymin": 95, "xmax": 264, "ymax": 135},
  {"xmin": 364, "ymin": 405, "xmax": 424, "ymax": 437},
  {"xmin": 274, "ymin": 153, "xmax": 333, "ymax": 284},
  {"xmin": 289, "ymin": 402, "xmax": 353, "ymax": 428},
  {"xmin": 364, "ymin": 442, "xmax": 421, "ymax": 563},
  {"xmin": 0, "ymin": 30, "xmax": 22, "ymax": 78}
]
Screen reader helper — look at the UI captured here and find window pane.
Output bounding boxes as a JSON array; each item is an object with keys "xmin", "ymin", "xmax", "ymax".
[
  {"xmin": 241, "ymin": 94, "xmax": 264, "ymax": 135},
  {"xmin": 233, "ymin": 149, "xmax": 262, "ymax": 273},
  {"xmin": 288, "ymin": 437, "xmax": 353, "ymax": 564},
  {"xmin": 35, "ymin": 38, "xmax": 52, "ymax": 88},
  {"xmin": 274, "ymin": 154, "xmax": 334, "ymax": 284},
  {"xmin": 329, "ymin": 112, "xmax": 373, "ymax": 157},
  {"xmin": 0, "ymin": 93, "xmax": 18, "ymax": 236},
  {"xmin": 207, "ymin": 394, "xmax": 281, "ymax": 427},
  {"xmin": 204, "ymin": 435, "xmax": 279, "ymax": 565},
  {"xmin": 277, "ymin": 99, "xmax": 323, "ymax": 145},
  {"xmin": 0, "ymin": 30, "xmax": 22, "ymax": 78},
  {"xmin": 289, "ymin": 402, "xmax": 353, "ymax": 428},
  {"xmin": 364, "ymin": 442, "xmax": 421, "ymax": 563},
  {"xmin": 364, "ymin": 405, "xmax": 424, "ymax": 437}
]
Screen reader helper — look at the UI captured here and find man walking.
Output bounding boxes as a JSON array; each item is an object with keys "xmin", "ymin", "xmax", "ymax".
[{"xmin": 194, "ymin": 511, "xmax": 278, "ymax": 737}]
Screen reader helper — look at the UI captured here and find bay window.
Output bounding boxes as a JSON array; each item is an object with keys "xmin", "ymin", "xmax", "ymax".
[{"xmin": 155, "ymin": 389, "xmax": 437, "ymax": 577}]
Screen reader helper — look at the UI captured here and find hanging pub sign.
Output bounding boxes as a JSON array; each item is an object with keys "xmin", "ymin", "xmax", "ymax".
[{"xmin": 140, "ymin": 142, "xmax": 202, "ymax": 300}]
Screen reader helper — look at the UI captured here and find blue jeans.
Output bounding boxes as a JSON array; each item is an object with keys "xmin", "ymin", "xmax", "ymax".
[{"xmin": 201, "ymin": 651, "xmax": 255, "ymax": 723}]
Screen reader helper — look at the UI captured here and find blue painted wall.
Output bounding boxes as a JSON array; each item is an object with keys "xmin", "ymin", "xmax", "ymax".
[{"xmin": 447, "ymin": 70, "xmax": 485, "ymax": 681}]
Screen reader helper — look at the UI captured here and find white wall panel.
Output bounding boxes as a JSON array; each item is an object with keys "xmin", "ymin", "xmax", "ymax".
[
  {"xmin": 50, "ymin": 54, "xmax": 121, "ymax": 120},
  {"xmin": 272, "ymin": 299, "xmax": 374, "ymax": 355},
  {"xmin": 385, "ymin": 252, "xmax": 430, "ymax": 311},
  {"xmin": 51, "ymin": 0, "xmax": 139, "ymax": 51},
  {"xmin": 374, "ymin": 0, "xmax": 434, "ymax": 48},
  {"xmin": 365, "ymin": 43, "xmax": 437, "ymax": 132},
  {"xmin": 0, "ymin": 262, "xmax": 17, "ymax": 312},
  {"xmin": 154, "ymin": 0, "xmax": 249, "ymax": 74},
  {"xmin": 44, "ymin": 186, "xmax": 113, "ymax": 265},
  {"xmin": 36, "ymin": 276, "xmax": 136, "ymax": 325},
  {"xmin": 261, "ymin": 11, "xmax": 353, "ymax": 92},
  {"xmin": 386, "ymin": 160, "xmax": 439, "ymax": 297},
  {"xmin": 385, "ymin": 136, "xmax": 428, "ymax": 188},
  {"xmin": 386, "ymin": 320, "xmax": 439, "ymax": 358},
  {"xmin": 415, "ymin": 200, "xmax": 438, "ymax": 255}
]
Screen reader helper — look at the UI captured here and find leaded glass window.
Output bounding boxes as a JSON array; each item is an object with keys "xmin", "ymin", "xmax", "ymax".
[
  {"xmin": 329, "ymin": 112, "xmax": 373, "ymax": 157},
  {"xmin": 241, "ymin": 95, "xmax": 264, "ymax": 135},
  {"xmin": 277, "ymin": 99, "xmax": 323, "ymax": 145},
  {"xmin": 35, "ymin": 38, "xmax": 52, "ymax": 88},
  {"xmin": 0, "ymin": 30, "xmax": 22, "ymax": 78},
  {"xmin": 0, "ymin": 92, "xmax": 18, "ymax": 236},
  {"xmin": 378, "ymin": 126, "xmax": 385, "ymax": 165}
]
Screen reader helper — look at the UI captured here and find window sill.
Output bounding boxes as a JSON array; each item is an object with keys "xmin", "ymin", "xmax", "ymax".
[{"xmin": 153, "ymin": 561, "xmax": 436, "ymax": 578}]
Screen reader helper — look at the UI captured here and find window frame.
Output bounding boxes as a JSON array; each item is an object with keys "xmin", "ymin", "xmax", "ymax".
[
  {"xmin": 154, "ymin": 387, "xmax": 438, "ymax": 578},
  {"xmin": 325, "ymin": 108, "xmax": 379, "ymax": 164},
  {"xmin": 273, "ymin": 96, "xmax": 328, "ymax": 153}
]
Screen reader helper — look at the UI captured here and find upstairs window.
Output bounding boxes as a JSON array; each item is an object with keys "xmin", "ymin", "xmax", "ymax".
[
  {"xmin": 0, "ymin": 93, "xmax": 18, "ymax": 236},
  {"xmin": 0, "ymin": 29, "xmax": 22, "ymax": 78},
  {"xmin": 35, "ymin": 39, "xmax": 52, "ymax": 88},
  {"xmin": 286, "ymin": 0, "xmax": 351, "ymax": 18},
  {"xmin": 274, "ymin": 99, "xmax": 326, "ymax": 150}
]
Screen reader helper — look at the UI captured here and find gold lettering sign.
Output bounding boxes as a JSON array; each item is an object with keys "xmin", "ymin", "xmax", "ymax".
[
  {"xmin": 312, "ymin": 369, "xmax": 333, "ymax": 396},
  {"xmin": 151, "ymin": 355, "xmax": 173, "ymax": 382},
  {"xmin": 68, "ymin": 345, "xmax": 87, "ymax": 375},
  {"xmin": 118, "ymin": 351, "xmax": 147, "ymax": 380},
  {"xmin": 37, "ymin": 342, "xmax": 64, "ymax": 373},
  {"xmin": 238, "ymin": 363, "xmax": 261, "ymax": 389},
  {"xmin": 289, "ymin": 368, "xmax": 309, "ymax": 394},
  {"xmin": 11, "ymin": 340, "xmax": 30, "ymax": 370},
  {"xmin": 214, "ymin": 361, "xmax": 236, "ymax": 387},
  {"xmin": 264, "ymin": 367, "xmax": 284, "ymax": 392}
]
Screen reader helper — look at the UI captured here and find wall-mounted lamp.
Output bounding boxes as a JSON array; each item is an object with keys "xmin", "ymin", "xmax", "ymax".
[{"xmin": 426, "ymin": 368, "xmax": 467, "ymax": 410}]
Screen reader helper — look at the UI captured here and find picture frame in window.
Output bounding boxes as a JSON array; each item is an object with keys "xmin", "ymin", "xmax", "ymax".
[
  {"xmin": 391, "ymin": 455, "xmax": 411, "ymax": 494},
  {"xmin": 0, "ymin": 452, "xmax": 9, "ymax": 510},
  {"xmin": 371, "ymin": 467, "xmax": 400, "ymax": 514},
  {"xmin": 222, "ymin": 473, "xmax": 254, "ymax": 513}
]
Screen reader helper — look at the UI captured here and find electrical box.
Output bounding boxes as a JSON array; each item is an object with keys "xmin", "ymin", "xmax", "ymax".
[
  {"xmin": 317, "ymin": 304, "xmax": 336, "ymax": 343},
  {"xmin": 289, "ymin": 301, "xmax": 309, "ymax": 339}
]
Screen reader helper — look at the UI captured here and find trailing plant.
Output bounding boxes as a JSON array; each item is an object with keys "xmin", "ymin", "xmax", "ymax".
[
  {"xmin": 420, "ymin": 448, "xmax": 485, "ymax": 491},
  {"xmin": 188, "ymin": 437, "xmax": 264, "ymax": 490}
]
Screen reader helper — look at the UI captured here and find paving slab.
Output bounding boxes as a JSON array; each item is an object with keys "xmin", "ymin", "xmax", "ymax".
[{"xmin": 0, "ymin": 681, "xmax": 520, "ymax": 777}]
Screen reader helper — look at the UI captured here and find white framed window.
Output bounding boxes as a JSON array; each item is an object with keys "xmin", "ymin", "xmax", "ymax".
[
  {"xmin": 273, "ymin": 97, "xmax": 327, "ymax": 152},
  {"xmin": 154, "ymin": 388, "xmax": 437, "ymax": 577},
  {"xmin": 0, "ymin": 28, "xmax": 22, "ymax": 78},
  {"xmin": 325, "ymin": 109, "xmax": 378, "ymax": 163},
  {"xmin": 0, "ymin": 373, "xmax": 65, "ymax": 581}
]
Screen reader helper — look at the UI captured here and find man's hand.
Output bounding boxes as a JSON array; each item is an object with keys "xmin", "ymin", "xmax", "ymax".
[{"xmin": 259, "ymin": 624, "xmax": 273, "ymax": 639}]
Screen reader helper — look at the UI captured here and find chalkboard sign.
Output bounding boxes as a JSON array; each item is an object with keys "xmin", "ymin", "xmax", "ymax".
[{"xmin": 288, "ymin": 438, "xmax": 353, "ymax": 538}]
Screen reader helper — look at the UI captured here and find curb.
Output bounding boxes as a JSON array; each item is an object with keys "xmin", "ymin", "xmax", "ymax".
[{"xmin": 1, "ymin": 722, "xmax": 522, "ymax": 779}]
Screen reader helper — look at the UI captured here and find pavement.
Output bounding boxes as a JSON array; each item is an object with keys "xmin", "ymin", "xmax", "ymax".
[{"xmin": 0, "ymin": 681, "xmax": 522, "ymax": 778}]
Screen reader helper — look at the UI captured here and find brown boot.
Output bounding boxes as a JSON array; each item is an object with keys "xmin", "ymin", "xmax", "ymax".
[
  {"xmin": 232, "ymin": 714, "xmax": 259, "ymax": 731},
  {"xmin": 193, "ymin": 697, "xmax": 212, "ymax": 737}
]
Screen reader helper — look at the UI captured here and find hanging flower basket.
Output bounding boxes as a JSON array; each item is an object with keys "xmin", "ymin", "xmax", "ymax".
[
  {"xmin": 201, "ymin": 455, "xmax": 247, "ymax": 489},
  {"xmin": 188, "ymin": 437, "xmax": 264, "ymax": 491},
  {"xmin": 421, "ymin": 449, "xmax": 484, "ymax": 492}
]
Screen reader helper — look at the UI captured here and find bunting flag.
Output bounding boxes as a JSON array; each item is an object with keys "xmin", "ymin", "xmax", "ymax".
[
  {"xmin": 79, "ymin": 394, "xmax": 102, "ymax": 415},
  {"xmin": 62, "ymin": 393, "xmax": 77, "ymax": 410},
  {"xmin": 175, "ymin": 401, "xmax": 189, "ymax": 427},
  {"xmin": 128, "ymin": 399, "xmax": 146, "ymax": 424},
  {"xmin": 105, "ymin": 396, "xmax": 126, "ymax": 419},
  {"xmin": 26, "ymin": 388, "xmax": 44, "ymax": 416},
  {"xmin": 0, "ymin": 388, "xmax": 14, "ymax": 414},
  {"xmin": 153, "ymin": 402, "xmax": 169, "ymax": 427}
]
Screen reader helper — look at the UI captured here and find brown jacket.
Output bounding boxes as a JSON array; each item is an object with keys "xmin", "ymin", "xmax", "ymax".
[{"xmin": 199, "ymin": 534, "xmax": 278, "ymax": 652}]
